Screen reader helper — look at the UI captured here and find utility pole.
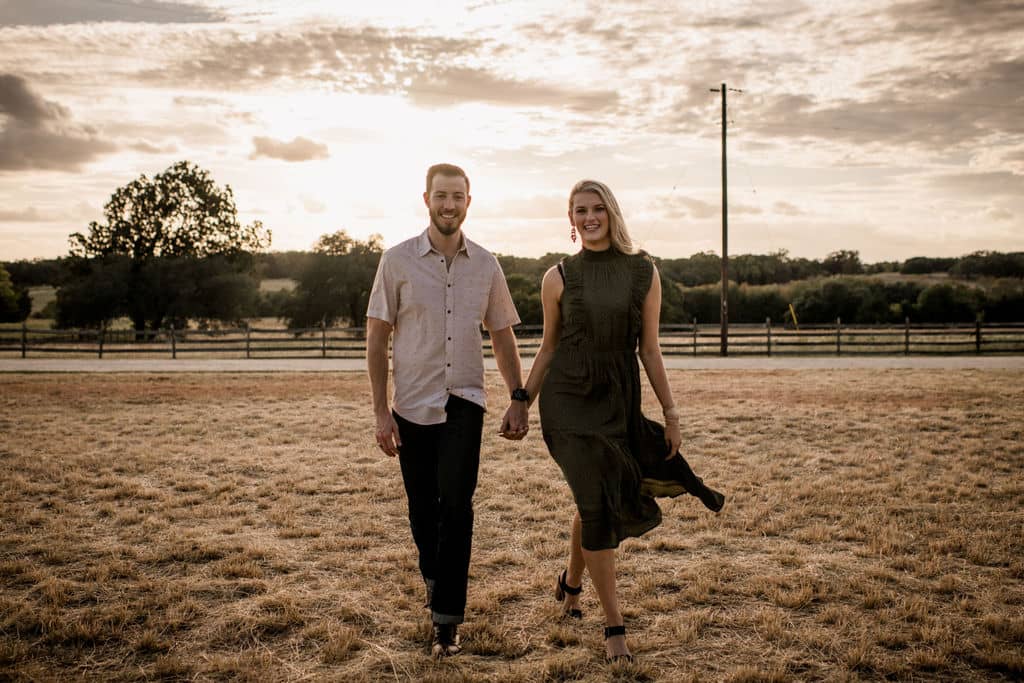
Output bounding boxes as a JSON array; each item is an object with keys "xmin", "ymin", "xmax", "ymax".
[{"xmin": 710, "ymin": 83, "xmax": 742, "ymax": 356}]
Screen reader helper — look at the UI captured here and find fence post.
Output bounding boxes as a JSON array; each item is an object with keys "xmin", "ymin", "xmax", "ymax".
[
  {"xmin": 766, "ymin": 317, "xmax": 772, "ymax": 357},
  {"xmin": 98, "ymin": 321, "xmax": 105, "ymax": 359},
  {"xmin": 905, "ymin": 316, "xmax": 910, "ymax": 356},
  {"xmin": 21, "ymin": 322, "xmax": 27, "ymax": 358},
  {"xmin": 836, "ymin": 317, "xmax": 842, "ymax": 356},
  {"xmin": 692, "ymin": 317, "xmax": 698, "ymax": 357},
  {"xmin": 245, "ymin": 323, "xmax": 251, "ymax": 359},
  {"xmin": 170, "ymin": 324, "xmax": 176, "ymax": 359},
  {"xmin": 321, "ymin": 319, "xmax": 327, "ymax": 358},
  {"xmin": 975, "ymin": 317, "xmax": 982, "ymax": 355}
]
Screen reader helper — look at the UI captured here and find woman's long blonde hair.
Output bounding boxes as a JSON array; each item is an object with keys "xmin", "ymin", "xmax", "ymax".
[{"xmin": 568, "ymin": 179, "xmax": 637, "ymax": 254}]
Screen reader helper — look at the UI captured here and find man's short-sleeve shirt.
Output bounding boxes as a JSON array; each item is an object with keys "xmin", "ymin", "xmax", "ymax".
[{"xmin": 366, "ymin": 228, "xmax": 520, "ymax": 425}]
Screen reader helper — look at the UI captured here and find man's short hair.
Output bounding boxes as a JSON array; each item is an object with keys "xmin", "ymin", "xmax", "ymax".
[{"xmin": 426, "ymin": 163, "xmax": 470, "ymax": 194}]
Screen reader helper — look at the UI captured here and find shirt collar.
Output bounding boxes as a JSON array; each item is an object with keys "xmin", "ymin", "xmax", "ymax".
[{"xmin": 416, "ymin": 227, "xmax": 472, "ymax": 258}]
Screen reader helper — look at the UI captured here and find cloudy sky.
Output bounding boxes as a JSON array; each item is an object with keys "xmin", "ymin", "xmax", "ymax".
[{"xmin": 1, "ymin": 0, "xmax": 1022, "ymax": 263}]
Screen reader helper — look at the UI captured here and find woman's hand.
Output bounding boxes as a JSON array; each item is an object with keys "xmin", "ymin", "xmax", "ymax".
[{"xmin": 664, "ymin": 420, "xmax": 682, "ymax": 460}]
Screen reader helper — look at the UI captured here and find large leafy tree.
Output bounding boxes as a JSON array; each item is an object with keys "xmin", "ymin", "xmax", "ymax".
[
  {"xmin": 65, "ymin": 161, "xmax": 270, "ymax": 333},
  {"xmin": 70, "ymin": 160, "xmax": 270, "ymax": 260}
]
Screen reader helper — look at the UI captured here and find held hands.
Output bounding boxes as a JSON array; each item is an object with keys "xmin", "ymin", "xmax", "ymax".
[
  {"xmin": 499, "ymin": 401, "xmax": 529, "ymax": 440},
  {"xmin": 375, "ymin": 411, "xmax": 401, "ymax": 457}
]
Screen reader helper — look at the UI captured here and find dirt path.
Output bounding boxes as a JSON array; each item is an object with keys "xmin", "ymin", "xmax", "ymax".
[{"xmin": 2, "ymin": 356, "xmax": 1023, "ymax": 373}]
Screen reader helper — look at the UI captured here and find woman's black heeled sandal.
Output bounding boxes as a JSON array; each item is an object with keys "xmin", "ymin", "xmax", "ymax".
[
  {"xmin": 604, "ymin": 624, "xmax": 634, "ymax": 663},
  {"xmin": 554, "ymin": 570, "xmax": 583, "ymax": 619}
]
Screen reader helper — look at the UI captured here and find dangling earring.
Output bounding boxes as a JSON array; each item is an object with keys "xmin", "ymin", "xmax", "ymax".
[{"xmin": 570, "ymin": 225, "xmax": 577, "ymax": 243}]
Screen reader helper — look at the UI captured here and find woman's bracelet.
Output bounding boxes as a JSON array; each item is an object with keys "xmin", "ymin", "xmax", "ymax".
[{"xmin": 663, "ymin": 406, "xmax": 680, "ymax": 423}]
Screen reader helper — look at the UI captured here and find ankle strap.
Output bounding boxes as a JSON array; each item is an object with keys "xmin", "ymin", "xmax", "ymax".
[
  {"xmin": 559, "ymin": 571, "xmax": 582, "ymax": 595},
  {"xmin": 604, "ymin": 625, "xmax": 626, "ymax": 639}
]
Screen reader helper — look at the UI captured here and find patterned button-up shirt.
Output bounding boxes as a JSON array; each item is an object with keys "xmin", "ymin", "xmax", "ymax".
[{"xmin": 366, "ymin": 228, "xmax": 520, "ymax": 425}]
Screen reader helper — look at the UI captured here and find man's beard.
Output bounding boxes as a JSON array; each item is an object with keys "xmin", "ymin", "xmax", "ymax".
[{"xmin": 430, "ymin": 208, "xmax": 465, "ymax": 236}]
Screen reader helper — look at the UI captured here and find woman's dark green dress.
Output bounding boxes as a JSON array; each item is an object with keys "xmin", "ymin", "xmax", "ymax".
[{"xmin": 539, "ymin": 248, "xmax": 724, "ymax": 551}]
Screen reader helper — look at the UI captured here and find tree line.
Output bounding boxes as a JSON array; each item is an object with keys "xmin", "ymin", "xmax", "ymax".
[
  {"xmin": 7, "ymin": 245, "xmax": 1023, "ymax": 328},
  {"xmin": 2, "ymin": 160, "xmax": 1023, "ymax": 329}
]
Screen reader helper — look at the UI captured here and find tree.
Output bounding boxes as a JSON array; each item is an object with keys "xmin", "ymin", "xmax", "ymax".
[
  {"xmin": 1, "ymin": 258, "xmax": 68, "ymax": 287},
  {"xmin": 900, "ymin": 256, "xmax": 957, "ymax": 275},
  {"xmin": 313, "ymin": 231, "xmax": 357, "ymax": 256},
  {"xmin": 983, "ymin": 279, "xmax": 1024, "ymax": 323},
  {"xmin": 822, "ymin": 250, "xmax": 863, "ymax": 276},
  {"xmin": 655, "ymin": 265, "xmax": 688, "ymax": 324},
  {"xmin": 54, "ymin": 255, "xmax": 260, "ymax": 330},
  {"xmin": 505, "ymin": 273, "xmax": 542, "ymax": 325},
  {"xmin": 66, "ymin": 161, "xmax": 270, "ymax": 334},
  {"xmin": 790, "ymin": 278, "xmax": 863, "ymax": 323},
  {"xmin": 951, "ymin": 251, "xmax": 1024, "ymax": 279},
  {"xmin": 55, "ymin": 257, "xmax": 130, "ymax": 328},
  {"xmin": 660, "ymin": 252, "xmax": 721, "ymax": 287},
  {"xmin": 915, "ymin": 283, "xmax": 982, "ymax": 323},
  {"xmin": 286, "ymin": 230, "xmax": 384, "ymax": 328},
  {"xmin": 0, "ymin": 263, "xmax": 31, "ymax": 323},
  {"xmin": 70, "ymin": 160, "xmax": 270, "ymax": 260}
]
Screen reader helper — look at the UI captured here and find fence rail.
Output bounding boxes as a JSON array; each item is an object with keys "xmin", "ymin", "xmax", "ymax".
[{"xmin": 3, "ymin": 318, "xmax": 1024, "ymax": 359}]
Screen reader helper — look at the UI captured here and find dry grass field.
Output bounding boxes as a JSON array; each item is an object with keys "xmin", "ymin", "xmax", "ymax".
[{"xmin": 2, "ymin": 370, "xmax": 1022, "ymax": 682}]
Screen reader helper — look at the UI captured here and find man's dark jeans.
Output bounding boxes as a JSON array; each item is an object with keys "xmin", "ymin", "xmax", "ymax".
[{"xmin": 394, "ymin": 395, "xmax": 483, "ymax": 625}]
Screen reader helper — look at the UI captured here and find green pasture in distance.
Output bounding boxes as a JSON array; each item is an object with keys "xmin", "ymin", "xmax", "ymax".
[
  {"xmin": 27, "ymin": 286, "xmax": 56, "ymax": 314},
  {"xmin": 259, "ymin": 278, "xmax": 296, "ymax": 293}
]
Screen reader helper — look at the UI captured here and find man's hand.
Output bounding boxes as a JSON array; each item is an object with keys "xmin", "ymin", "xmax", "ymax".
[
  {"xmin": 499, "ymin": 401, "xmax": 529, "ymax": 440},
  {"xmin": 375, "ymin": 412, "xmax": 401, "ymax": 457}
]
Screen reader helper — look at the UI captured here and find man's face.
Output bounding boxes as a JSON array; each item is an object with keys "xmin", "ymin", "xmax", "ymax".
[{"xmin": 424, "ymin": 174, "xmax": 470, "ymax": 236}]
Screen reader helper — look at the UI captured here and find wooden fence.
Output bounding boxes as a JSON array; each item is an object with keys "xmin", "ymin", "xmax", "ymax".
[{"xmin": 3, "ymin": 319, "xmax": 1024, "ymax": 359}]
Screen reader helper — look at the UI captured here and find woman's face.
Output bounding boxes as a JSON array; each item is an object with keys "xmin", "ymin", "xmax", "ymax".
[{"xmin": 569, "ymin": 191, "xmax": 611, "ymax": 250}]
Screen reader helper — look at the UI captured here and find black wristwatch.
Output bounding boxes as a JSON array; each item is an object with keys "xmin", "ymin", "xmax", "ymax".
[{"xmin": 511, "ymin": 387, "xmax": 529, "ymax": 402}]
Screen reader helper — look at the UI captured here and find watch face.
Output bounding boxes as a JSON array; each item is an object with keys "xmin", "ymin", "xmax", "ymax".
[{"xmin": 511, "ymin": 388, "xmax": 529, "ymax": 401}]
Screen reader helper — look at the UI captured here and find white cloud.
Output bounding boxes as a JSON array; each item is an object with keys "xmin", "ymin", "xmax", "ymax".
[
  {"xmin": 302, "ymin": 196, "xmax": 327, "ymax": 214},
  {"xmin": 0, "ymin": 73, "xmax": 116, "ymax": 171},
  {"xmin": 250, "ymin": 136, "xmax": 329, "ymax": 162},
  {"xmin": 986, "ymin": 206, "xmax": 1014, "ymax": 222},
  {"xmin": 0, "ymin": 0, "xmax": 223, "ymax": 26},
  {"xmin": 0, "ymin": 207, "xmax": 46, "ymax": 221}
]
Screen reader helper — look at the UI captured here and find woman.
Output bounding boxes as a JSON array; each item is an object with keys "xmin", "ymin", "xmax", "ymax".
[{"xmin": 520, "ymin": 179, "xmax": 725, "ymax": 662}]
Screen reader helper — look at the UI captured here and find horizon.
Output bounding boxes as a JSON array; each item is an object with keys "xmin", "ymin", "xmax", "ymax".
[
  {"xmin": 1, "ymin": 1, "xmax": 1022, "ymax": 263},
  {"xmin": 5, "ymin": 242, "xmax": 1019, "ymax": 268}
]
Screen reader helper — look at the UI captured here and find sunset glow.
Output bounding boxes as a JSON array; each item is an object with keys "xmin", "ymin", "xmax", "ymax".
[{"xmin": 1, "ymin": 0, "xmax": 1021, "ymax": 261}]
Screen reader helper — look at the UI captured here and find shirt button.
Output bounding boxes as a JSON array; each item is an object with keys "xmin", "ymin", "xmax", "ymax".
[
  {"xmin": 447, "ymin": 310, "xmax": 451, "ymax": 314},
  {"xmin": 447, "ymin": 363, "xmax": 451, "ymax": 367},
  {"xmin": 447, "ymin": 337, "xmax": 451, "ymax": 341}
]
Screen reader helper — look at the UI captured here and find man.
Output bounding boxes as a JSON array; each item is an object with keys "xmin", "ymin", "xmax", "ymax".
[{"xmin": 366, "ymin": 163, "xmax": 529, "ymax": 657}]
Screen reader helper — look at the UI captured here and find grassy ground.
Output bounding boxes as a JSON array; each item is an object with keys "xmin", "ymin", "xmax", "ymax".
[{"xmin": 2, "ymin": 370, "xmax": 1022, "ymax": 681}]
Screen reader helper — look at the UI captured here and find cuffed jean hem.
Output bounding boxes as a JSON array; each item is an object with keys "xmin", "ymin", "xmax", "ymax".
[{"xmin": 431, "ymin": 610, "xmax": 463, "ymax": 625}]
